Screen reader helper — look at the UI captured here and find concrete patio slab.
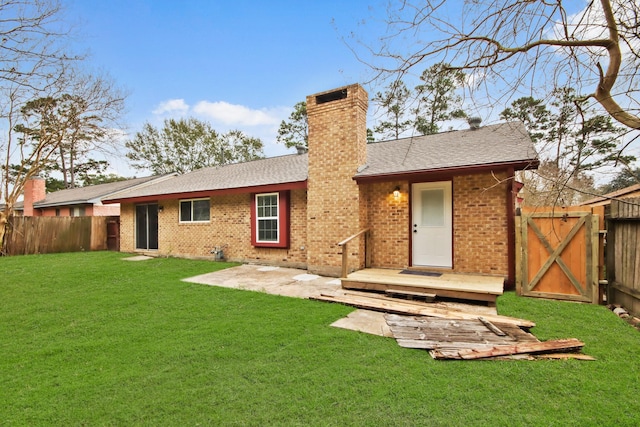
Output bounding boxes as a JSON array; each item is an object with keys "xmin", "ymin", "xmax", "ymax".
[
  {"xmin": 182, "ymin": 264, "xmax": 341, "ymax": 299},
  {"xmin": 182, "ymin": 264, "xmax": 499, "ymax": 337},
  {"xmin": 331, "ymin": 309, "xmax": 393, "ymax": 337},
  {"xmin": 122, "ymin": 255, "xmax": 154, "ymax": 261}
]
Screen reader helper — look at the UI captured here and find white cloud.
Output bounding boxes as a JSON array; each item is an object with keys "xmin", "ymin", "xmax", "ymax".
[
  {"xmin": 193, "ymin": 101, "xmax": 281, "ymax": 126},
  {"xmin": 152, "ymin": 99, "xmax": 190, "ymax": 115},
  {"xmin": 146, "ymin": 98, "xmax": 296, "ymax": 158}
]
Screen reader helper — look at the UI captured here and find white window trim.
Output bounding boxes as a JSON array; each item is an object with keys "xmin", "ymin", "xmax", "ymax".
[
  {"xmin": 179, "ymin": 198, "xmax": 211, "ymax": 223},
  {"xmin": 255, "ymin": 192, "xmax": 280, "ymax": 243}
]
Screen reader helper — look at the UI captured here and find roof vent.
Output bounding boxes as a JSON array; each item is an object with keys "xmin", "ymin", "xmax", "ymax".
[
  {"xmin": 468, "ymin": 117, "xmax": 482, "ymax": 130},
  {"xmin": 295, "ymin": 145, "xmax": 308, "ymax": 155}
]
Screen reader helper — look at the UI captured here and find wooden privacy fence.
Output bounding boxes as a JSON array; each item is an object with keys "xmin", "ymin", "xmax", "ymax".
[
  {"xmin": 4, "ymin": 216, "xmax": 117, "ymax": 256},
  {"xmin": 606, "ymin": 198, "xmax": 640, "ymax": 316},
  {"xmin": 516, "ymin": 206, "xmax": 605, "ymax": 304}
]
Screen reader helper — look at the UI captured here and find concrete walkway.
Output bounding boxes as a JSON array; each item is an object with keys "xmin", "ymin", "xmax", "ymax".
[{"xmin": 183, "ymin": 264, "xmax": 393, "ymax": 336}]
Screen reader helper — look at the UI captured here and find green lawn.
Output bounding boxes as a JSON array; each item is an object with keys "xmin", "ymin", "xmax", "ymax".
[{"xmin": 1, "ymin": 252, "xmax": 639, "ymax": 426}]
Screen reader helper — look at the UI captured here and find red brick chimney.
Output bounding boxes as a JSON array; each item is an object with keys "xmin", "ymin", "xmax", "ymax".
[{"xmin": 23, "ymin": 177, "xmax": 46, "ymax": 216}]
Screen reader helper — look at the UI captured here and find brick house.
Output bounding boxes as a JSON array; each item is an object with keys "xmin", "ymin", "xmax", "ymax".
[
  {"xmin": 21, "ymin": 175, "xmax": 174, "ymax": 217},
  {"xmin": 105, "ymin": 84, "xmax": 538, "ymax": 286}
]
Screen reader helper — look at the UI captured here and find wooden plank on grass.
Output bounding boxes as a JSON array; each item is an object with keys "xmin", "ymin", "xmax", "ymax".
[
  {"xmin": 312, "ymin": 292, "xmax": 536, "ymax": 328},
  {"xmin": 431, "ymin": 339, "xmax": 585, "ymax": 360},
  {"xmin": 478, "ymin": 316, "xmax": 507, "ymax": 336},
  {"xmin": 385, "ymin": 315, "xmax": 538, "ymax": 351},
  {"xmin": 535, "ymin": 353, "xmax": 596, "ymax": 361}
]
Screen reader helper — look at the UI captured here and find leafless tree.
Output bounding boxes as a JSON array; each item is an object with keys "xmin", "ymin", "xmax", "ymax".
[
  {"xmin": 354, "ymin": 0, "xmax": 640, "ymax": 131},
  {"xmin": 0, "ymin": 1, "xmax": 128, "ymax": 253}
]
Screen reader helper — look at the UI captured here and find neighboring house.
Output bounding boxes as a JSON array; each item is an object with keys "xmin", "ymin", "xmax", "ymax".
[
  {"xmin": 579, "ymin": 183, "xmax": 640, "ymax": 207},
  {"xmin": 21, "ymin": 175, "xmax": 175, "ymax": 217},
  {"xmin": 105, "ymin": 84, "xmax": 538, "ymax": 286}
]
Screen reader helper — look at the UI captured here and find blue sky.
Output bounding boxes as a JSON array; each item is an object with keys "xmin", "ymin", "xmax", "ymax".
[
  {"xmin": 65, "ymin": 0, "xmax": 638, "ymax": 182},
  {"xmin": 67, "ymin": 0, "xmax": 387, "ymax": 175}
]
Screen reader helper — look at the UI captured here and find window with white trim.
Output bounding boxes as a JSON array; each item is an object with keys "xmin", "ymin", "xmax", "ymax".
[
  {"xmin": 179, "ymin": 198, "xmax": 210, "ymax": 222},
  {"xmin": 256, "ymin": 193, "xmax": 279, "ymax": 242}
]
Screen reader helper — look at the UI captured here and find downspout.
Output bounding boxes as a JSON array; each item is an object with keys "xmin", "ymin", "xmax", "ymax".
[{"xmin": 505, "ymin": 167, "xmax": 516, "ymax": 289}]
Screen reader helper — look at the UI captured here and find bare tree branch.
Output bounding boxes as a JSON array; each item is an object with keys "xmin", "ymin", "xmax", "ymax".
[{"xmin": 353, "ymin": 0, "xmax": 640, "ymax": 130}]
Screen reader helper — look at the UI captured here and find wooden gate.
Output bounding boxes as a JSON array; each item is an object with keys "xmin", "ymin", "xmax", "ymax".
[
  {"xmin": 106, "ymin": 218, "xmax": 120, "ymax": 251},
  {"xmin": 516, "ymin": 206, "xmax": 604, "ymax": 304}
]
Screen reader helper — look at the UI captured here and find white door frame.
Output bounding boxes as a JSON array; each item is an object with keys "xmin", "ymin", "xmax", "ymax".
[{"xmin": 411, "ymin": 181, "xmax": 453, "ymax": 268}]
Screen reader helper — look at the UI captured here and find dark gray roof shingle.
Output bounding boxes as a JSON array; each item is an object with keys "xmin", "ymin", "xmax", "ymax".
[
  {"xmin": 104, "ymin": 154, "xmax": 309, "ymax": 201},
  {"xmin": 104, "ymin": 121, "xmax": 536, "ymax": 201},
  {"xmin": 34, "ymin": 175, "xmax": 168, "ymax": 207},
  {"xmin": 356, "ymin": 121, "xmax": 537, "ymax": 178}
]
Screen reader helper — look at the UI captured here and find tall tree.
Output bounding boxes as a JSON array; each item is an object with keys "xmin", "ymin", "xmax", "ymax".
[
  {"xmin": 413, "ymin": 63, "xmax": 467, "ymax": 135},
  {"xmin": 372, "ymin": 79, "xmax": 413, "ymax": 140},
  {"xmin": 499, "ymin": 97, "xmax": 550, "ymax": 144},
  {"xmin": 276, "ymin": 101, "xmax": 308, "ymax": 149},
  {"xmin": 357, "ymin": 1, "xmax": 640, "ymax": 131},
  {"xmin": 0, "ymin": 0, "xmax": 83, "ymax": 252},
  {"xmin": 501, "ymin": 87, "xmax": 630, "ymax": 206},
  {"xmin": 599, "ymin": 167, "xmax": 640, "ymax": 193},
  {"xmin": 52, "ymin": 72, "xmax": 126, "ymax": 189},
  {"xmin": 126, "ymin": 118, "xmax": 264, "ymax": 174}
]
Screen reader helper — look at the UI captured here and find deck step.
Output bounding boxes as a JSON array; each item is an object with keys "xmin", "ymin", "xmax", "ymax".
[
  {"xmin": 340, "ymin": 269, "xmax": 504, "ymax": 305},
  {"xmin": 385, "ymin": 288, "xmax": 436, "ymax": 302}
]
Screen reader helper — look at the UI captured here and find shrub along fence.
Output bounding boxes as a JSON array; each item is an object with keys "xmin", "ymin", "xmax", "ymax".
[
  {"xmin": 606, "ymin": 197, "xmax": 640, "ymax": 316},
  {"xmin": 4, "ymin": 216, "xmax": 117, "ymax": 256}
]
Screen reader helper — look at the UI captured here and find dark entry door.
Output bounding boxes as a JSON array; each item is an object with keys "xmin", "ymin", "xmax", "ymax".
[
  {"xmin": 136, "ymin": 204, "xmax": 159, "ymax": 250},
  {"xmin": 106, "ymin": 218, "xmax": 120, "ymax": 251}
]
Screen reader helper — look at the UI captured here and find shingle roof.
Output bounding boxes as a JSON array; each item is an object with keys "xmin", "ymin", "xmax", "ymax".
[
  {"xmin": 33, "ymin": 175, "xmax": 169, "ymax": 208},
  {"xmin": 103, "ymin": 154, "xmax": 309, "ymax": 201},
  {"xmin": 104, "ymin": 121, "xmax": 537, "ymax": 202},
  {"xmin": 355, "ymin": 121, "xmax": 537, "ymax": 179},
  {"xmin": 579, "ymin": 183, "xmax": 640, "ymax": 206}
]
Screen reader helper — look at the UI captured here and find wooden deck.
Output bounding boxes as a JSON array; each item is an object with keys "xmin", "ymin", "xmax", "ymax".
[{"xmin": 341, "ymin": 268, "xmax": 504, "ymax": 305}]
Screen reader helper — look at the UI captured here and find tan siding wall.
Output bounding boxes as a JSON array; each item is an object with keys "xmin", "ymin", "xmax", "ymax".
[
  {"xmin": 93, "ymin": 204, "xmax": 121, "ymax": 216},
  {"xmin": 119, "ymin": 189, "xmax": 307, "ymax": 267}
]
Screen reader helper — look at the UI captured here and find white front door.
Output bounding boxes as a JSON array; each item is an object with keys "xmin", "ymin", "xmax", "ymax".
[{"xmin": 411, "ymin": 181, "xmax": 452, "ymax": 268}]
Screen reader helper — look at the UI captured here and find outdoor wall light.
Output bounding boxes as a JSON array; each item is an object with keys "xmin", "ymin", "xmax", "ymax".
[
  {"xmin": 158, "ymin": 206, "xmax": 164, "ymax": 213},
  {"xmin": 393, "ymin": 186, "xmax": 401, "ymax": 198}
]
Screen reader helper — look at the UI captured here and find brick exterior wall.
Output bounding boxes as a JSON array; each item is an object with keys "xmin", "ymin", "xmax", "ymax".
[
  {"xmin": 452, "ymin": 171, "xmax": 510, "ymax": 277},
  {"xmin": 361, "ymin": 180, "xmax": 410, "ymax": 268},
  {"xmin": 306, "ymin": 84, "xmax": 368, "ymax": 276},
  {"xmin": 119, "ymin": 203, "xmax": 135, "ymax": 253},
  {"xmin": 360, "ymin": 171, "xmax": 511, "ymax": 278},
  {"xmin": 119, "ymin": 189, "xmax": 307, "ymax": 268},
  {"xmin": 116, "ymin": 83, "xmax": 512, "ymax": 279}
]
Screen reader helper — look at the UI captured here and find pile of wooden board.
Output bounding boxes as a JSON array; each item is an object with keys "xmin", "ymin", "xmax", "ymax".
[
  {"xmin": 313, "ymin": 290, "xmax": 593, "ymax": 360},
  {"xmin": 386, "ymin": 314, "xmax": 590, "ymax": 360}
]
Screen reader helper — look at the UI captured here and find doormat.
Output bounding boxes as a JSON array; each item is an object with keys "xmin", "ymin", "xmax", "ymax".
[{"xmin": 399, "ymin": 270, "xmax": 442, "ymax": 277}]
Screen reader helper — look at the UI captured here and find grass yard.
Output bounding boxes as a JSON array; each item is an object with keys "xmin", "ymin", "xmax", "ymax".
[{"xmin": 1, "ymin": 252, "xmax": 639, "ymax": 426}]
